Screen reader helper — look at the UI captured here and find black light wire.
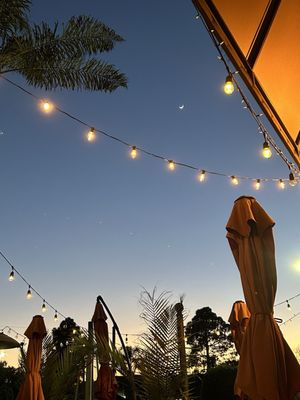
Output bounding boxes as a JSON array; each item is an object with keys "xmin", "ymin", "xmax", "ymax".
[
  {"xmin": 0, "ymin": 75, "xmax": 297, "ymax": 184},
  {"xmin": 0, "ymin": 250, "xmax": 66, "ymax": 320}
]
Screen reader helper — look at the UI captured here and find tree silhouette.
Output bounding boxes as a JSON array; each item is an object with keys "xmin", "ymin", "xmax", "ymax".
[
  {"xmin": 52, "ymin": 317, "xmax": 81, "ymax": 356},
  {"xmin": 186, "ymin": 307, "xmax": 235, "ymax": 372}
]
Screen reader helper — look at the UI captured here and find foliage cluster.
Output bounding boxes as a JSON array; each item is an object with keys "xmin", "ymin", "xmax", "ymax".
[{"xmin": 0, "ymin": 0, "xmax": 127, "ymax": 91}]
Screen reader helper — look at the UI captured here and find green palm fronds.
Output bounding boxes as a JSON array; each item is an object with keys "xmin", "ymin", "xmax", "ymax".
[
  {"xmin": 0, "ymin": 3, "xmax": 127, "ymax": 91},
  {"xmin": 137, "ymin": 289, "xmax": 182, "ymax": 400}
]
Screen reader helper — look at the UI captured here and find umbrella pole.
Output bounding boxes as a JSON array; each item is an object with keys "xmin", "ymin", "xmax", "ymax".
[
  {"xmin": 85, "ymin": 321, "xmax": 93, "ymax": 400},
  {"xmin": 112, "ymin": 325, "xmax": 116, "ymax": 374},
  {"xmin": 97, "ymin": 295, "xmax": 137, "ymax": 400},
  {"xmin": 97, "ymin": 296, "xmax": 131, "ymax": 373}
]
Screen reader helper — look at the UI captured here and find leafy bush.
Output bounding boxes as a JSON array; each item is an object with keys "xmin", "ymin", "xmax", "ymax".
[{"xmin": 201, "ymin": 364, "xmax": 237, "ymax": 400}]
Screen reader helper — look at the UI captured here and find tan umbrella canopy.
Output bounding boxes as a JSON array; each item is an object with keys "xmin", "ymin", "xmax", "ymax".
[
  {"xmin": 16, "ymin": 315, "xmax": 47, "ymax": 400},
  {"xmin": 0, "ymin": 332, "xmax": 20, "ymax": 349},
  {"xmin": 92, "ymin": 301, "xmax": 117, "ymax": 400},
  {"xmin": 226, "ymin": 196, "xmax": 300, "ymax": 400},
  {"xmin": 228, "ymin": 300, "xmax": 250, "ymax": 355}
]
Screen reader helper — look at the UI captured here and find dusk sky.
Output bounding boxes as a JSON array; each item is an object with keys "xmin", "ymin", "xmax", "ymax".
[{"xmin": 1, "ymin": 0, "xmax": 300, "ymax": 365}]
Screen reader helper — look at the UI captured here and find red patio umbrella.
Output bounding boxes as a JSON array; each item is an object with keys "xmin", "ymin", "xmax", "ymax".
[
  {"xmin": 16, "ymin": 315, "xmax": 47, "ymax": 400},
  {"xmin": 226, "ymin": 196, "xmax": 300, "ymax": 400},
  {"xmin": 92, "ymin": 301, "xmax": 117, "ymax": 400}
]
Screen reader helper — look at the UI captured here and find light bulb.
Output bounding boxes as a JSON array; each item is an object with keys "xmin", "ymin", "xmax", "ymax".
[
  {"xmin": 168, "ymin": 160, "xmax": 175, "ymax": 171},
  {"xmin": 40, "ymin": 100, "xmax": 54, "ymax": 114},
  {"xmin": 26, "ymin": 287, "xmax": 32, "ymax": 299},
  {"xmin": 54, "ymin": 312, "xmax": 58, "ymax": 321},
  {"xmin": 278, "ymin": 179, "xmax": 285, "ymax": 189},
  {"xmin": 8, "ymin": 270, "xmax": 15, "ymax": 281},
  {"xmin": 130, "ymin": 146, "xmax": 137, "ymax": 159},
  {"xmin": 254, "ymin": 179, "xmax": 261, "ymax": 190},
  {"xmin": 231, "ymin": 176, "xmax": 239, "ymax": 185},
  {"xmin": 87, "ymin": 128, "xmax": 96, "ymax": 142},
  {"xmin": 262, "ymin": 141, "xmax": 272, "ymax": 159},
  {"xmin": 73, "ymin": 329, "xmax": 77, "ymax": 334},
  {"xmin": 198, "ymin": 170, "xmax": 206, "ymax": 182},
  {"xmin": 42, "ymin": 301, "xmax": 47, "ymax": 313},
  {"xmin": 289, "ymin": 172, "xmax": 297, "ymax": 186},
  {"xmin": 224, "ymin": 75, "xmax": 234, "ymax": 95}
]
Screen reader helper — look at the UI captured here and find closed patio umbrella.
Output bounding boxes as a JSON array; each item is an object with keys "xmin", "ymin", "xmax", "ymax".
[
  {"xmin": 226, "ymin": 196, "xmax": 300, "ymax": 400},
  {"xmin": 92, "ymin": 301, "xmax": 117, "ymax": 400},
  {"xmin": 16, "ymin": 315, "xmax": 47, "ymax": 400},
  {"xmin": 228, "ymin": 300, "xmax": 250, "ymax": 355}
]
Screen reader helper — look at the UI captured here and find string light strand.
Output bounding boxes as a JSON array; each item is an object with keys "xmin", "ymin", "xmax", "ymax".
[
  {"xmin": 0, "ymin": 75, "xmax": 297, "ymax": 186},
  {"xmin": 0, "ymin": 250, "xmax": 66, "ymax": 320}
]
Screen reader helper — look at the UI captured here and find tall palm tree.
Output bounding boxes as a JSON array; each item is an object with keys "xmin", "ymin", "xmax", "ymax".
[{"xmin": 0, "ymin": 0, "xmax": 127, "ymax": 91}]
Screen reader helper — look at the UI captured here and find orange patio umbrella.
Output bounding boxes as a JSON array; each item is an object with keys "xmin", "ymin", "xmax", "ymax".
[
  {"xmin": 226, "ymin": 196, "xmax": 300, "ymax": 400},
  {"xmin": 228, "ymin": 300, "xmax": 250, "ymax": 355},
  {"xmin": 16, "ymin": 315, "xmax": 47, "ymax": 400},
  {"xmin": 92, "ymin": 301, "xmax": 117, "ymax": 400}
]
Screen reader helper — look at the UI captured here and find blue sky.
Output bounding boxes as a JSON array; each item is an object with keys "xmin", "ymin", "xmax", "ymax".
[{"xmin": 1, "ymin": 0, "xmax": 300, "ymax": 365}]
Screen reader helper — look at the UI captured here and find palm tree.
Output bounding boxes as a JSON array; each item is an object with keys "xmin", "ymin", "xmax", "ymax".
[
  {"xmin": 137, "ymin": 288, "xmax": 184, "ymax": 400},
  {"xmin": 0, "ymin": 0, "xmax": 127, "ymax": 91}
]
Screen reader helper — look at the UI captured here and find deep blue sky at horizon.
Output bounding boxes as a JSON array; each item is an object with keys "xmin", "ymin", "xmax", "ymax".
[{"xmin": 1, "ymin": 0, "xmax": 300, "ymax": 364}]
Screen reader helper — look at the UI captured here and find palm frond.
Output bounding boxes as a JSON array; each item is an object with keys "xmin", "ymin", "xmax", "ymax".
[
  {"xmin": 137, "ymin": 289, "xmax": 182, "ymax": 400},
  {"xmin": 0, "ymin": 14, "xmax": 127, "ymax": 91},
  {"xmin": 0, "ymin": 0, "xmax": 30, "ymax": 39},
  {"xmin": 6, "ymin": 58, "xmax": 127, "ymax": 91}
]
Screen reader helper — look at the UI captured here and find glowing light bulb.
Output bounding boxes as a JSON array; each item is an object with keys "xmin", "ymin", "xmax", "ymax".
[
  {"xmin": 224, "ymin": 75, "xmax": 234, "ymax": 95},
  {"xmin": 168, "ymin": 160, "xmax": 175, "ymax": 171},
  {"xmin": 262, "ymin": 141, "xmax": 272, "ymax": 159},
  {"xmin": 231, "ymin": 176, "xmax": 239, "ymax": 185},
  {"xmin": 40, "ymin": 100, "xmax": 54, "ymax": 114},
  {"xmin": 289, "ymin": 172, "xmax": 297, "ymax": 186},
  {"xmin": 54, "ymin": 312, "xmax": 58, "ymax": 321},
  {"xmin": 254, "ymin": 179, "xmax": 261, "ymax": 190},
  {"xmin": 278, "ymin": 179, "xmax": 285, "ymax": 189},
  {"xmin": 130, "ymin": 146, "xmax": 137, "ymax": 159},
  {"xmin": 73, "ymin": 329, "xmax": 77, "ymax": 334},
  {"xmin": 8, "ymin": 270, "xmax": 15, "ymax": 281},
  {"xmin": 26, "ymin": 287, "xmax": 32, "ymax": 299},
  {"xmin": 42, "ymin": 301, "xmax": 47, "ymax": 313},
  {"xmin": 198, "ymin": 170, "xmax": 206, "ymax": 182},
  {"xmin": 87, "ymin": 128, "xmax": 96, "ymax": 142}
]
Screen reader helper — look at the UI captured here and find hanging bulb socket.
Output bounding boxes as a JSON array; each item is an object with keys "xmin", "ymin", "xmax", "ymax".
[
  {"xmin": 42, "ymin": 301, "xmax": 47, "ymax": 313},
  {"xmin": 231, "ymin": 176, "xmax": 239, "ymax": 185},
  {"xmin": 224, "ymin": 74, "xmax": 234, "ymax": 95},
  {"xmin": 168, "ymin": 160, "xmax": 175, "ymax": 171},
  {"xmin": 130, "ymin": 146, "xmax": 137, "ymax": 159},
  {"xmin": 289, "ymin": 172, "xmax": 297, "ymax": 186},
  {"xmin": 262, "ymin": 141, "xmax": 272, "ymax": 159},
  {"xmin": 8, "ymin": 269, "xmax": 15, "ymax": 282},
  {"xmin": 26, "ymin": 286, "xmax": 32, "ymax": 299},
  {"xmin": 198, "ymin": 170, "xmax": 206, "ymax": 182},
  {"xmin": 278, "ymin": 179, "xmax": 285, "ymax": 189},
  {"xmin": 254, "ymin": 179, "xmax": 261, "ymax": 190},
  {"xmin": 87, "ymin": 127, "xmax": 96, "ymax": 142},
  {"xmin": 54, "ymin": 312, "xmax": 58, "ymax": 322}
]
